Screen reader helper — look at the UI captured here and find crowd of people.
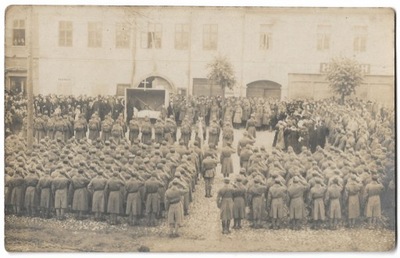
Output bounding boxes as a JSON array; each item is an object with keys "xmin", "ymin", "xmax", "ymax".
[{"xmin": 4, "ymin": 90, "xmax": 395, "ymax": 237}]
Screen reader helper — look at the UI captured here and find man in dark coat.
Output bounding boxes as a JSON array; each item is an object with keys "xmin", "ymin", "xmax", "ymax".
[
  {"xmin": 267, "ymin": 178, "xmax": 288, "ymax": 230},
  {"xmin": 248, "ymin": 178, "xmax": 267, "ymax": 229},
  {"xmin": 105, "ymin": 170, "xmax": 125, "ymax": 225},
  {"xmin": 70, "ymin": 168, "xmax": 90, "ymax": 220},
  {"xmin": 217, "ymin": 178, "xmax": 234, "ymax": 234},
  {"xmin": 202, "ymin": 155, "xmax": 218, "ymax": 198},
  {"xmin": 165, "ymin": 181, "xmax": 186, "ymax": 237},
  {"xmin": 288, "ymin": 176, "xmax": 309, "ymax": 230},
  {"xmin": 325, "ymin": 178, "xmax": 343, "ymax": 230},
  {"xmin": 144, "ymin": 172, "xmax": 164, "ymax": 226},
  {"xmin": 37, "ymin": 168, "xmax": 53, "ymax": 218},
  {"xmin": 125, "ymin": 173, "xmax": 144, "ymax": 226},
  {"xmin": 24, "ymin": 167, "xmax": 39, "ymax": 217},
  {"xmin": 232, "ymin": 177, "xmax": 246, "ymax": 229},
  {"xmin": 308, "ymin": 178, "xmax": 326, "ymax": 230},
  {"xmin": 363, "ymin": 174, "xmax": 384, "ymax": 229},
  {"xmin": 87, "ymin": 170, "xmax": 107, "ymax": 221},
  {"xmin": 52, "ymin": 170, "xmax": 71, "ymax": 220}
]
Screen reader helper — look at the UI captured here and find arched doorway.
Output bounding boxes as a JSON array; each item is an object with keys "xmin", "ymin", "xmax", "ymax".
[
  {"xmin": 137, "ymin": 75, "xmax": 175, "ymax": 93},
  {"xmin": 246, "ymin": 80, "xmax": 282, "ymax": 99}
]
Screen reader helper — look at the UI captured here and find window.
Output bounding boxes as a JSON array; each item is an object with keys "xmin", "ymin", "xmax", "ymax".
[
  {"xmin": 141, "ymin": 23, "xmax": 162, "ymax": 49},
  {"xmin": 116, "ymin": 23, "xmax": 130, "ymax": 48},
  {"xmin": 13, "ymin": 19, "xmax": 25, "ymax": 46},
  {"xmin": 88, "ymin": 22, "xmax": 102, "ymax": 48},
  {"xmin": 175, "ymin": 24, "xmax": 189, "ymax": 50},
  {"xmin": 360, "ymin": 64, "xmax": 370, "ymax": 74},
  {"xmin": 353, "ymin": 26, "xmax": 367, "ymax": 52},
  {"xmin": 320, "ymin": 63, "xmax": 370, "ymax": 75},
  {"xmin": 260, "ymin": 24, "xmax": 273, "ymax": 50},
  {"xmin": 317, "ymin": 25, "xmax": 331, "ymax": 51},
  {"xmin": 59, "ymin": 21, "xmax": 73, "ymax": 47},
  {"xmin": 320, "ymin": 63, "xmax": 330, "ymax": 73},
  {"xmin": 203, "ymin": 24, "xmax": 218, "ymax": 50}
]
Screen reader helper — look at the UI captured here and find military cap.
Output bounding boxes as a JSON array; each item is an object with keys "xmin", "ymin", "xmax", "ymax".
[
  {"xmin": 112, "ymin": 171, "xmax": 119, "ymax": 177},
  {"xmin": 162, "ymin": 141, "xmax": 167, "ymax": 146},
  {"xmin": 236, "ymin": 177, "xmax": 242, "ymax": 182},
  {"xmin": 97, "ymin": 170, "xmax": 103, "ymax": 175},
  {"xmin": 105, "ymin": 141, "xmax": 110, "ymax": 145},
  {"xmin": 223, "ymin": 178, "xmax": 230, "ymax": 183},
  {"xmin": 157, "ymin": 163, "xmax": 163, "ymax": 169},
  {"xmin": 174, "ymin": 172, "xmax": 181, "ymax": 177},
  {"xmin": 128, "ymin": 154, "xmax": 135, "ymax": 159},
  {"xmin": 105, "ymin": 164, "xmax": 112, "ymax": 169}
]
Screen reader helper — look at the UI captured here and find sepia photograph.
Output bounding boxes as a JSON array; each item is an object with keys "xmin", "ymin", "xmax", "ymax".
[{"xmin": 2, "ymin": 3, "xmax": 396, "ymax": 253}]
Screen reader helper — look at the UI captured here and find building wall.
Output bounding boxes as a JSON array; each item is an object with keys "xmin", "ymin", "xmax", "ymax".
[
  {"xmin": 5, "ymin": 6, "xmax": 395, "ymax": 104},
  {"xmin": 288, "ymin": 73, "xmax": 394, "ymax": 107}
]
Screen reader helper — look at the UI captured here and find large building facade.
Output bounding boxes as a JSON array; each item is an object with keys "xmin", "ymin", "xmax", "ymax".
[{"xmin": 5, "ymin": 6, "xmax": 395, "ymax": 106}]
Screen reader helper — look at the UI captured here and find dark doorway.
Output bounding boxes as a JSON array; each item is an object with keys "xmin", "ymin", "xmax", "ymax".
[
  {"xmin": 246, "ymin": 80, "xmax": 281, "ymax": 99},
  {"xmin": 10, "ymin": 76, "xmax": 27, "ymax": 95}
]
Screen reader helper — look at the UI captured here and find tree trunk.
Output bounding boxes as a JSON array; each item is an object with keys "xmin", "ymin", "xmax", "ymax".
[
  {"xmin": 222, "ymin": 85, "xmax": 226, "ymax": 102},
  {"xmin": 340, "ymin": 93, "xmax": 345, "ymax": 105}
]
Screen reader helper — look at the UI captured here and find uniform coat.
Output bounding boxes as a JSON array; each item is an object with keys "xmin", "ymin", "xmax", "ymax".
[
  {"xmin": 364, "ymin": 181, "xmax": 384, "ymax": 218},
  {"xmin": 24, "ymin": 174, "xmax": 39, "ymax": 208},
  {"xmin": 220, "ymin": 146, "xmax": 235, "ymax": 176},
  {"xmin": 71, "ymin": 174, "xmax": 90, "ymax": 211},
  {"xmin": 10, "ymin": 175, "xmax": 25, "ymax": 208},
  {"xmin": 87, "ymin": 176, "xmax": 107, "ymax": 213},
  {"xmin": 105, "ymin": 177, "xmax": 124, "ymax": 214},
  {"xmin": 288, "ymin": 182, "xmax": 308, "ymax": 219},
  {"xmin": 345, "ymin": 180, "xmax": 362, "ymax": 219},
  {"xmin": 125, "ymin": 178, "xmax": 144, "ymax": 216},
  {"xmin": 217, "ymin": 184, "xmax": 234, "ymax": 220},
  {"xmin": 268, "ymin": 183, "xmax": 287, "ymax": 219},
  {"xmin": 309, "ymin": 184, "xmax": 326, "ymax": 220},
  {"xmin": 52, "ymin": 176, "xmax": 70, "ymax": 209},
  {"xmin": 165, "ymin": 186, "xmax": 185, "ymax": 225},
  {"xmin": 232, "ymin": 183, "xmax": 246, "ymax": 219},
  {"xmin": 325, "ymin": 184, "xmax": 342, "ymax": 219},
  {"xmin": 144, "ymin": 177, "xmax": 163, "ymax": 214}
]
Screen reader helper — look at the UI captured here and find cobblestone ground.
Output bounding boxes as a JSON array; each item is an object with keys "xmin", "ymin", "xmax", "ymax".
[{"xmin": 4, "ymin": 129, "xmax": 396, "ymax": 252}]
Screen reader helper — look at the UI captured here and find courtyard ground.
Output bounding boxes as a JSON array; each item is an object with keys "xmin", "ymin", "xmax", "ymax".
[{"xmin": 4, "ymin": 129, "xmax": 396, "ymax": 252}]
